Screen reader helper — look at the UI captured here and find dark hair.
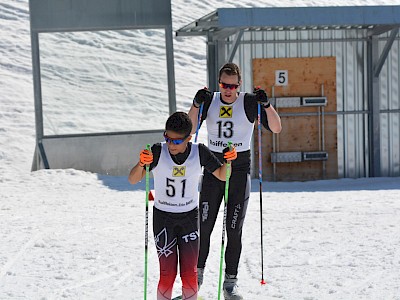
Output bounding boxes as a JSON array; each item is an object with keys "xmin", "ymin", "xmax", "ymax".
[
  {"xmin": 219, "ymin": 62, "xmax": 241, "ymax": 82},
  {"xmin": 165, "ymin": 112, "xmax": 192, "ymax": 137}
]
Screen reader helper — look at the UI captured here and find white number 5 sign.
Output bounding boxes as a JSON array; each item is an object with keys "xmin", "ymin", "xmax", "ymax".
[{"xmin": 275, "ymin": 70, "xmax": 288, "ymax": 86}]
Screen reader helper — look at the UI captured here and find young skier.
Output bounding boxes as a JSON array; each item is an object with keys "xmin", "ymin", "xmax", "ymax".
[
  {"xmin": 188, "ymin": 62, "xmax": 282, "ymax": 299},
  {"xmin": 128, "ymin": 111, "xmax": 237, "ymax": 300}
]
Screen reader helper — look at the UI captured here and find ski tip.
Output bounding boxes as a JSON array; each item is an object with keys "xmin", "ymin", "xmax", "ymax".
[{"xmin": 260, "ymin": 279, "xmax": 267, "ymax": 285}]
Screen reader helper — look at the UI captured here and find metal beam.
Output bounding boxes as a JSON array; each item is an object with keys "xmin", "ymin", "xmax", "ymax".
[
  {"xmin": 211, "ymin": 28, "xmax": 240, "ymax": 41},
  {"xmin": 374, "ymin": 27, "xmax": 400, "ymax": 77},
  {"xmin": 38, "ymin": 140, "xmax": 50, "ymax": 169},
  {"xmin": 195, "ymin": 20, "xmax": 218, "ymax": 28},
  {"xmin": 176, "ymin": 31, "xmax": 208, "ymax": 37},
  {"xmin": 368, "ymin": 25, "xmax": 397, "ymax": 36},
  {"xmin": 227, "ymin": 29, "xmax": 244, "ymax": 62}
]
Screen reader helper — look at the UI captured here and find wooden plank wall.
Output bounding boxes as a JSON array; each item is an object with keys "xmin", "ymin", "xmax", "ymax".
[{"xmin": 253, "ymin": 57, "xmax": 338, "ymax": 181}]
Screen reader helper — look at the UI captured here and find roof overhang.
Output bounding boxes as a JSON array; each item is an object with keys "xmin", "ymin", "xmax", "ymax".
[{"xmin": 176, "ymin": 6, "xmax": 400, "ymax": 36}]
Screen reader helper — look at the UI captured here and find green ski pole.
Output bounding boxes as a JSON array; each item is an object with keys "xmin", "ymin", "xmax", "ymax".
[
  {"xmin": 144, "ymin": 144, "xmax": 151, "ymax": 300},
  {"xmin": 217, "ymin": 141, "xmax": 232, "ymax": 299}
]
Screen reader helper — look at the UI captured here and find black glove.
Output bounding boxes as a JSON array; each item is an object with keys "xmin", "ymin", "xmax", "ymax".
[
  {"xmin": 193, "ymin": 88, "xmax": 212, "ymax": 108},
  {"xmin": 253, "ymin": 87, "xmax": 270, "ymax": 108}
]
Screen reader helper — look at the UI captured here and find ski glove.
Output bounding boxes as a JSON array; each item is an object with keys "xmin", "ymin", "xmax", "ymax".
[
  {"xmin": 139, "ymin": 149, "xmax": 153, "ymax": 167},
  {"xmin": 223, "ymin": 146, "xmax": 237, "ymax": 162},
  {"xmin": 193, "ymin": 88, "xmax": 212, "ymax": 108},
  {"xmin": 254, "ymin": 87, "xmax": 270, "ymax": 108}
]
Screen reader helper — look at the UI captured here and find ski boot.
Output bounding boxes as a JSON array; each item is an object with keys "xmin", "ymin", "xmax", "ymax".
[{"xmin": 223, "ymin": 274, "xmax": 243, "ymax": 300}]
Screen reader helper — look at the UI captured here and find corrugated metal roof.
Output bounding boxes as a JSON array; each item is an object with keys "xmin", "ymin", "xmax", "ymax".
[{"xmin": 176, "ymin": 6, "xmax": 400, "ymax": 36}]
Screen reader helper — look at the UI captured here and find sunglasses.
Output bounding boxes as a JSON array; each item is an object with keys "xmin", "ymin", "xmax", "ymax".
[
  {"xmin": 163, "ymin": 132, "xmax": 188, "ymax": 145},
  {"xmin": 219, "ymin": 82, "xmax": 240, "ymax": 90}
]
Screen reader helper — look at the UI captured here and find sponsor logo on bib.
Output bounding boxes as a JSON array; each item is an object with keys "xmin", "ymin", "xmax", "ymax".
[
  {"xmin": 172, "ymin": 166, "xmax": 186, "ymax": 177},
  {"xmin": 219, "ymin": 106, "xmax": 233, "ymax": 118},
  {"xmin": 209, "ymin": 139, "xmax": 243, "ymax": 148}
]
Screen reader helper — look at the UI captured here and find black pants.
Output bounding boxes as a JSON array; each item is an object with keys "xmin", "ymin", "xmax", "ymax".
[
  {"xmin": 153, "ymin": 207, "xmax": 199, "ymax": 300},
  {"xmin": 197, "ymin": 169, "xmax": 250, "ymax": 275}
]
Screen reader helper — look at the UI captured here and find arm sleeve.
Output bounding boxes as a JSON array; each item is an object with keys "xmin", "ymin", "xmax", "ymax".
[
  {"xmin": 198, "ymin": 93, "xmax": 213, "ymax": 125},
  {"xmin": 244, "ymin": 93, "xmax": 271, "ymax": 131},
  {"xmin": 148, "ymin": 143, "xmax": 162, "ymax": 171},
  {"xmin": 198, "ymin": 143, "xmax": 222, "ymax": 173}
]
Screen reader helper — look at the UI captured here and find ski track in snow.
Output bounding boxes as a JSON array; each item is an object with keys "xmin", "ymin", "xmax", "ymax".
[{"xmin": 0, "ymin": 233, "xmax": 42, "ymax": 280}]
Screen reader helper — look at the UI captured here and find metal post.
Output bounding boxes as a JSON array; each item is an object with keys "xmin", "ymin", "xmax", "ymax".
[
  {"xmin": 321, "ymin": 84, "xmax": 326, "ymax": 178},
  {"xmin": 165, "ymin": 25, "xmax": 177, "ymax": 114},
  {"xmin": 271, "ymin": 86, "xmax": 276, "ymax": 181},
  {"xmin": 367, "ymin": 35, "xmax": 381, "ymax": 177}
]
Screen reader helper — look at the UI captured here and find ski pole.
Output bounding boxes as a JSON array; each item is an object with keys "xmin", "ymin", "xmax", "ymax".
[
  {"xmin": 217, "ymin": 141, "xmax": 232, "ymax": 299},
  {"xmin": 144, "ymin": 144, "xmax": 151, "ymax": 300},
  {"xmin": 257, "ymin": 101, "xmax": 266, "ymax": 285},
  {"xmin": 194, "ymin": 102, "xmax": 204, "ymax": 143}
]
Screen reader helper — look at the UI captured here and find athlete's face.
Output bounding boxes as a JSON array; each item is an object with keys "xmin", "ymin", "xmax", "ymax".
[
  {"xmin": 164, "ymin": 130, "xmax": 191, "ymax": 155},
  {"xmin": 219, "ymin": 73, "xmax": 241, "ymax": 103}
]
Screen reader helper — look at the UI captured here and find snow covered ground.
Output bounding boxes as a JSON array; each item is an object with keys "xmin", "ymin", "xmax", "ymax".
[
  {"xmin": 1, "ymin": 0, "xmax": 400, "ymax": 299},
  {"xmin": 1, "ymin": 172, "xmax": 399, "ymax": 299}
]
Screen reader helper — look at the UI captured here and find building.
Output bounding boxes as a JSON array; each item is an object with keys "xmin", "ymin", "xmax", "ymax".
[{"xmin": 177, "ymin": 6, "xmax": 400, "ymax": 180}]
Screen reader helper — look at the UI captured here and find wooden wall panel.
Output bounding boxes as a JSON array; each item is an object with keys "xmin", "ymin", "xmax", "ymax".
[{"xmin": 253, "ymin": 57, "xmax": 338, "ymax": 181}]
